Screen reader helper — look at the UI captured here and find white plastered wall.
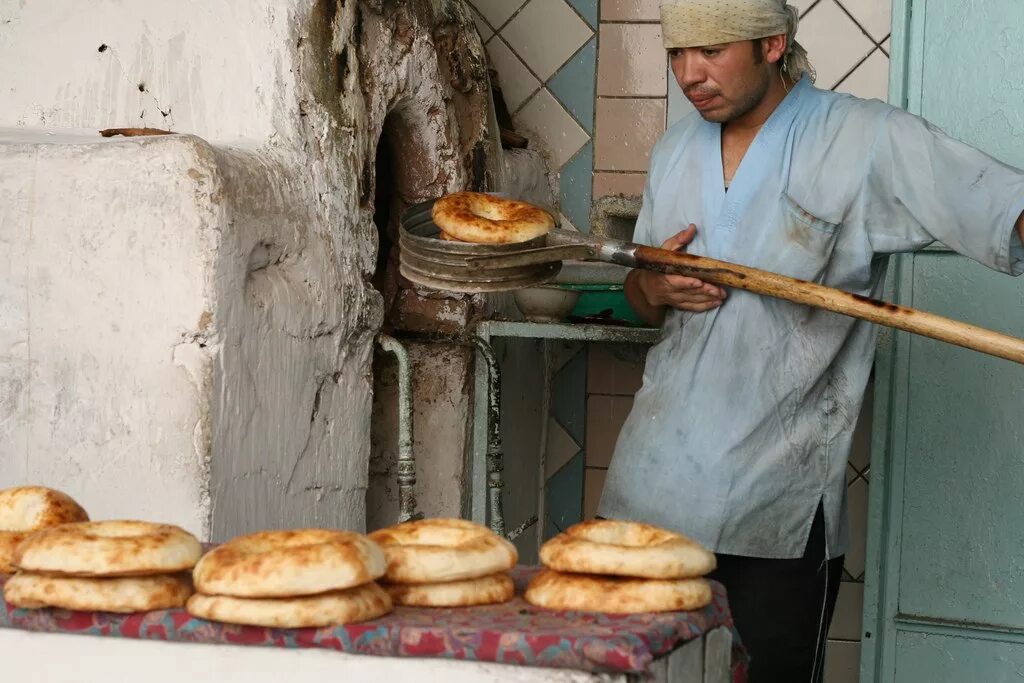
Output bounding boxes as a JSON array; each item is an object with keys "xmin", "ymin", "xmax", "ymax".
[{"xmin": 0, "ymin": 0, "xmax": 491, "ymax": 539}]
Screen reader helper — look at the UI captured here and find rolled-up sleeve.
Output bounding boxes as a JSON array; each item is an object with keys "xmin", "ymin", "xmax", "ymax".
[{"xmin": 862, "ymin": 108, "xmax": 1024, "ymax": 276}]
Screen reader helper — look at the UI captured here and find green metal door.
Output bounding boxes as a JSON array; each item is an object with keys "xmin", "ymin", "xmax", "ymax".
[{"xmin": 863, "ymin": 1, "xmax": 1024, "ymax": 681}]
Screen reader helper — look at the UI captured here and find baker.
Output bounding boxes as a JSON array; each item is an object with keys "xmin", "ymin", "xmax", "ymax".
[{"xmin": 598, "ymin": 1, "xmax": 1024, "ymax": 680}]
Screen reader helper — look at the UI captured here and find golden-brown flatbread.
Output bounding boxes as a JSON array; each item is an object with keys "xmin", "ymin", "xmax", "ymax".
[
  {"xmin": 187, "ymin": 582, "xmax": 392, "ymax": 628},
  {"xmin": 4, "ymin": 572, "xmax": 193, "ymax": 613},
  {"xmin": 524, "ymin": 569, "xmax": 712, "ymax": 614},
  {"xmin": 369, "ymin": 518, "xmax": 517, "ymax": 584},
  {"xmin": 0, "ymin": 486, "xmax": 89, "ymax": 574},
  {"xmin": 193, "ymin": 529, "xmax": 386, "ymax": 598},
  {"xmin": 432, "ymin": 192, "xmax": 554, "ymax": 244},
  {"xmin": 384, "ymin": 572, "xmax": 514, "ymax": 607},
  {"xmin": 15, "ymin": 520, "xmax": 201, "ymax": 577},
  {"xmin": 540, "ymin": 519, "xmax": 715, "ymax": 580}
]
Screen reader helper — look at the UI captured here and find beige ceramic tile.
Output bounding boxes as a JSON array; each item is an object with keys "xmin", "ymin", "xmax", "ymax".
[
  {"xmin": 829, "ymin": 582, "xmax": 865, "ymax": 641},
  {"xmin": 798, "ymin": 0, "xmax": 876, "ymax": 89},
  {"xmin": 469, "ymin": 7, "xmax": 495, "ymax": 42},
  {"xmin": 588, "ymin": 346, "xmax": 645, "ymax": 395},
  {"xmin": 502, "ymin": 0, "xmax": 594, "ymax": 81},
  {"xmin": 824, "ymin": 640, "xmax": 861, "ymax": 683},
  {"xmin": 845, "ymin": 478, "xmax": 869, "ymax": 580},
  {"xmin": 598, "ymin": 24, "xmax": 666, "ymax": 97},
  {"xmin": 595, "ymin": 97, "xmax": 665, "ymax": 171},
  {"xmin": 837, "ymin": 49, "xmax": 890, "ymax": 102},
  {"xmin": 594, "ymin": 172, "xmax": 647, "ymax": 198},
  {"xmin": 584, "ymin": 467, "xmax": 608, "ymax": 519},
  {"xmin": 469, "ymin": 0, "xmax": 526, "ymax": 29},
  {"xmin": 789, "ymin": 0, "xmax": 817, "ymax": 14},
  {"xmin": 546, "ymin": 417, "xmax": 582, "ymax": 479},
  {"xmin": 840, "ymin": 0, "xmax": 893, "ymax": 42},
  {"xmin": 486, "ymin": 36, "xmax": 540, "ymax": 112},
  {"xmin": 600, "ymin": 0, "xmax": 661, "ymax": 22},
  {"xmin": 515, "ymin": 88, "xmax": 590, "ymax": 168},
  {"xmin": 585, "ymin": 395, "xmax": 633, "ymax": 467}
]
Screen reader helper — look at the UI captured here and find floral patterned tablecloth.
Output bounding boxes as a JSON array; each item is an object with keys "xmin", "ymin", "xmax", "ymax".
[{"xmin": 1, "ymin": 566, "xmax": 747, "ymax": 679}]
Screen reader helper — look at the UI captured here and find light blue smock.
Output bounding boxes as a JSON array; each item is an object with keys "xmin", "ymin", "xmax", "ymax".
[{"xmin": 598, "ymin": 76, "xmax": 1024, "ymax": 559}]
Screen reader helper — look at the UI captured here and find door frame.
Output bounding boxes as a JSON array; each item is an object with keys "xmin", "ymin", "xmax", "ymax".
[
  {"xmin": 860, "ymin": 0, "xmax": 1024, "ymax": 679},
  {"xmin": 859, "ymin": 0, "xmax": 916, "ymax": 679}
]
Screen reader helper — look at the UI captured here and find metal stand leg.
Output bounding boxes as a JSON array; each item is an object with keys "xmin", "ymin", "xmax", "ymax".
[{"xmin": 378, "ymin": 334, "xmax": 422, "ymax": 524}]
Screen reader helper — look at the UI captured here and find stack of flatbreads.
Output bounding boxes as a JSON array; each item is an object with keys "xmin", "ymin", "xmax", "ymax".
[
  {"xmin": 4, "ymin": 518, "xmax": 201, "ymax": 613},
  {"xmin": 187, "ymin": 529, "xmax": 393, "ymax": 628},
  {"xmin": 369, "ymin": 518, "xmax": 518, "ymax": 607},
  {"xmin": 525, "ymin": 520, "xmax": 717, "ymax": 614}
]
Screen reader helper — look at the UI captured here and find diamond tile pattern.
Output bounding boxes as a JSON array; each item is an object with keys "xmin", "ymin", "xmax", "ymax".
[
  {"xmin": 567, "ymin": 0, "xmax": 599, "ymax": 28},
  {"xmin": 469, "ymin": 0, "xmax": 525, "ymax": 29},
  {"xmin": 486, "ymin": 37, "xmax": 540, "ymax": 112},
  {"xmin": 548, "ymin": 38, "xmax": 597, "ymax": 133},
  {"xmin": 503, "ymin": 0, "xmax": 592, "ymax": 81},
  {"xmin": 799, "ymin": 0, "xmax": 877, "ymax": 88},
  {"xmin": 516, "ymin": 88, "xmax": 589, "ymax": 169},
  {"xmin": 559, "ymin": 142, "xmax": 594, "ymax": 232},
  {"xmin": 544, "ymin": 452, "xmax": 585, "ymax": 540}
]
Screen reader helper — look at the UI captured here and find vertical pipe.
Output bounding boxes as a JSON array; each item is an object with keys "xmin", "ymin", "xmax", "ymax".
[
  {"xmin": 378, "ymin": 334, "xmax": 421, "ymax": 523},
  {"xmin": 471, "ymin": 336, "xmax": 506, "ymax": 538}
]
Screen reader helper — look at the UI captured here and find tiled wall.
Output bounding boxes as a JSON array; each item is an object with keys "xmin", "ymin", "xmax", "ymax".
[
  {"xmin": 473, "ymin": 2, "xmax": 893, "ymax": 681},
  {"xmin": 468, "ymin": 0, "xmax": 598, "ymax": 232}
]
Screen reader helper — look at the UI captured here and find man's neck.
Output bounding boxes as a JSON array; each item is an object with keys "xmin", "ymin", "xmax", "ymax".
[{"xmin": 724, "ymin": 72, "xmax": 798, "ymax": 136}]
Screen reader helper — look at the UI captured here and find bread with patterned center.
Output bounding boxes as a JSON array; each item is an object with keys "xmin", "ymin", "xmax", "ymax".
[
  {"xmin": 540, "ymin": 519, "xmax": 715, "ymax": 580},
  {"xmin": 432, "ymin": 192, "xmax": 554, "ymax": 244},
  {"xmin": 369, "ymin": 518, "xmax": 518, "ymax": 584},
  {"xmin": 384, "ymin": 572, "xmax": 514, "ymax": 607},
  {"xmin": 524, "ymin": 569, "xmax": 712, "ymax": 614},
  {"xmin": 193, "ymin": 529, "xmax": 386, "ymax": 598},
  {"xmin": 14, "ymin": 520, "xmax": 201, "ymax": 577},
  {"xmin": 4, "ymin": 572, "xmax": 193, "ymax": 612},
  {"xmin": 187, "ymin": 581, "xmax": 392, "ymax": 628},
  {"xmin": 0, "ymin": 486, "xmax": 89, "ymax": 574}
]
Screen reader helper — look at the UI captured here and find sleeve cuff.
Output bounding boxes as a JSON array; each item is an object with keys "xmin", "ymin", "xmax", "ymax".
[{"xmin": 1002, "ymin": 195, "xmax": 1024, "ymax": 276}]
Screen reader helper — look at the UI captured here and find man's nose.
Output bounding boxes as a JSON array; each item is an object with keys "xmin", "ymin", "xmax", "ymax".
[{"xmin": 672, "ymin": 53, "xmax": 704, "ymax": 89}]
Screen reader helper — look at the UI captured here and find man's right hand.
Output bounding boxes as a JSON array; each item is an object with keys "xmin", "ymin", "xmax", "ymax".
[{"xmin": 634, "ymin": 224, "xmax": 727, "ymax": 313}]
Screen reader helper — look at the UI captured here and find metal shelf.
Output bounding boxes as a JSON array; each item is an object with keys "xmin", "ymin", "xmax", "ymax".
[{"xmin": 477, "ymin": 319, "xmax": 660, "ymax": 345}]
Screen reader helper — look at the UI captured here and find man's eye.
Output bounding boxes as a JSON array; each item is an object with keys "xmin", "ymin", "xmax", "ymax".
[{"xmin": 702, "ymin": 49, "xmax": 720, "ymax": 57}]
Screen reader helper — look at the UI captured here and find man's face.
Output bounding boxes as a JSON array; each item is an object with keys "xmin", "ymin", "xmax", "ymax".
[{"xmin": 669, "ymin": 41, "xmax": 774, "ymax": 123}]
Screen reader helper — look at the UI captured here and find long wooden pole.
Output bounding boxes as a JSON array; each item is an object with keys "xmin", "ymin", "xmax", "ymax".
[{"xmin": 633, "ymin": 245, "xmax": 1024, "ymax": 365}]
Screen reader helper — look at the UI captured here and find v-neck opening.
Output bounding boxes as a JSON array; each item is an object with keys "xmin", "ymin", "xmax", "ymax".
[{"xmin": 703, "ymin": 76, "xmax": 810, "ymax": 236}]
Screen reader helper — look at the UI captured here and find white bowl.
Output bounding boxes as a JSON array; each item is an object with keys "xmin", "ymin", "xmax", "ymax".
[{"xmin": 513, "ymin": 286, "xmax": 580, "ymax": 323}]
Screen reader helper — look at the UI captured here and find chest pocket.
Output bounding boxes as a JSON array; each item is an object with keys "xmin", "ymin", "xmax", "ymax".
[{"xmin": 765, "ymin": 194, "xmax": 842, "ymax": 282}]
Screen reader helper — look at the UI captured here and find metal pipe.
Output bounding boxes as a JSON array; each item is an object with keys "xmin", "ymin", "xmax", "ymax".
[
  {"xmin": 471, "ymin": 336, "xmax": 506, "ymax": 538},
  {"xmin": 377, "ymin": 334, "xmax": 422, "ymax": 523}
]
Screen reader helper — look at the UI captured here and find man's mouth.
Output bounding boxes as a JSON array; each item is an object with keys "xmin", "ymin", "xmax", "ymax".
[{"xmin": 688, "ymin": 92, "xmax": 720, "ymax": 110}]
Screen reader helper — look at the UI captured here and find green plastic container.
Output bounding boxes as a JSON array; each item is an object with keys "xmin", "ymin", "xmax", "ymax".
[{"xmin": 556, "ymin": 284, "xmax": 643, "ymax": 326}]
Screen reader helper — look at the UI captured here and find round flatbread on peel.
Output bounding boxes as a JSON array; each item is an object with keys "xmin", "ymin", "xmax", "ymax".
[{"xmin": 431, "ymin": 192, "xmax": 554, "ymax": 244}]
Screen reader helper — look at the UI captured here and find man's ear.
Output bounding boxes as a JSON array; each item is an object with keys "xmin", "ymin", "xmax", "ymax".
[{"xmin": 763, "ymin": 34, "xmax": 788, "ymax": 65}]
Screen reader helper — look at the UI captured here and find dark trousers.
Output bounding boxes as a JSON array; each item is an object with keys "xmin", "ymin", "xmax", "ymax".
[{"xmin": 709, "ymin": 504, "xmax": 844, "ymax": 683}]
